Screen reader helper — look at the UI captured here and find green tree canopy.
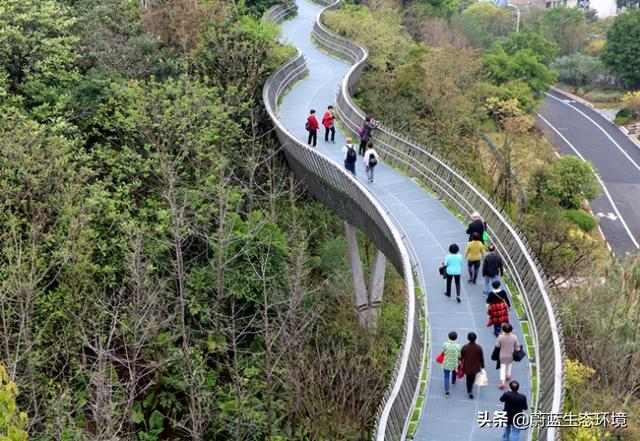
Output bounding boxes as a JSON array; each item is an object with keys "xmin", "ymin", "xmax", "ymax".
[
  {"xmin": 546, "ymin": 156, "xmax": 600, "ymax": 209},
  {"xmin": 483, "ymin": 45, "xmax": 557, "ymax": 94},
  {"xmin": 501, "ymin": 31, "xmax": 560, "ymax": 65},
  {"xmin": 602, "ymin": 10, "xmax": 640, "ymax": 88},
  {"xmin": 539, "ymin": 6, "xmax": 588, "ymax": 55},
  {"xmin": 455, "ymin": 2, "xmax": 514, "ymax": 50}
]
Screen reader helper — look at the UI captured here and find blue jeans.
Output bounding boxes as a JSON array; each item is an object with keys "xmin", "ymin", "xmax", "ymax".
[
  {"xmin": 484, "ymin": 275, "xmax": 500, "ymax": 294},
  {"xmin": 503, "ymin": 424, "xmax": 521, "ymax": 441},
  {"xmin": 443, "ymin": 369, "xmax": 456, "ymax": 392},
  {"xmin": 366, "ymin": 165, "xmax": 375, "ymax": 181}
]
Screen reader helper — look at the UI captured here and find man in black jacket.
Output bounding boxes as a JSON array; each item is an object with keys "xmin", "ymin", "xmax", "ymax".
[
  {"xmin": 499, "ymin": 381, "xmax": 528, "ymax": 441},
  {"xmin": 466, "ymin": 212, "xmax": 485, "ymax": 242},
  {"xmin": 482, "ymin": 244, "xmax": 504, "ymax": 294}
]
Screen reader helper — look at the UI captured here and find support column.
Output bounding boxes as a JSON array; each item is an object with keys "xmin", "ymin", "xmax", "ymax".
[
  {"xmin": 368, "ymin": 248, "xmax": 387, "ymax": 315},
  {"xmin": 344, "ymin": 222, "xmax": 369, "ymax": 325}
]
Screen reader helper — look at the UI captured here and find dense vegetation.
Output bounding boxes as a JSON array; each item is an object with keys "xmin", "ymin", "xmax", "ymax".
[{"xmin": 0, "ymin": 0, "xmax": 405, "ymax": 439}]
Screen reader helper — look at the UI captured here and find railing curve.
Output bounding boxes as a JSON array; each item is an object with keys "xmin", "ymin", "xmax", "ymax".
[
  {"xmin": 263, "ymin": 3, "xmax": 424, "ymax": 440},
  {"xmin": 311, "ymin": 2, "xmax": 565, "ymax": 440}
]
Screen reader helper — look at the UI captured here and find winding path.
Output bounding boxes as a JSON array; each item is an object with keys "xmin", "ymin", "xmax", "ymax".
[{"xmin": 277, "ymin": 1, "xmax": 531, "ymax": 439}]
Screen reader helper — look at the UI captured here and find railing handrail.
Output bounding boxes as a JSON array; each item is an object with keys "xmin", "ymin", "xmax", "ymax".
[
  {"xmin": 262, "ymin": 3, "xmax": 424, "ymax": 441},
  {"xmin": 311, "ymin": 1, "xmax": 564, "ymax": 440}
]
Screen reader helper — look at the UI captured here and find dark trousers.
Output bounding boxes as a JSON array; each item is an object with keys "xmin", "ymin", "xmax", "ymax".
[
  {"xmin": 324, "ymin": 126, "xmax": 335, "ymax": 141},
  {"xmin": 445, "ymin": 274, "xmax": 461, "ymax": 297},
  {"xmin": 468, "ymin": 260, "xmax": 480, "ymax": 282},
  {"xmin": 344, "ymin": 160, "xmax": 356, "ymax": 175},
  {"xmin": 359, "ymin": 139, "xmax": 367, "ymax": 155},
  {"xmin": 493, "ymin": 323, "xmax": 502, "ymax": 337},
  {"xmin": 308, "ymin": 130, "xmax": 317, "ymax": 147},
  {"xmin": 466, "ymin": 373, "xmax": 477, "ymax": 394}
]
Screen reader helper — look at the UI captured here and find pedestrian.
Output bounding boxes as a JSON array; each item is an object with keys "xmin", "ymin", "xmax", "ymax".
[
  {"xmin": 306, "ymin": 109, "xmax": 319, "ymax": 147},
  {"xmin": 322, "ymin": 105, "xmax": 335, "ymax": 142},
  {"xmin": 464, "ymin": 232, "xmax": 483, "ymax": 284},
  {"xmin": 442, "ymin": 331, "xmax": 461, "ymax": 397},
  {"xmin": 495, "ymin": 323, "xmax": 521, "ymax": 390},
  {"xmin": 461, "ymin": 332, "xmax": 484, "ymax": 399},
  {"xmin": 363, "ymin": 141, "xmax": 379, "ymax": 183},
  {"xmin": 443, "ymin": 243, "xmax": 463, "ymax": 302},
  {"xmin": 358, "ymin": 116, "xmax": 377, "ymax": 156},
  {"xmin": 482, "ymin": 244, "xmax": 504, "ymax": 294},
  {"xmin": 487, "ymin": 280, "xmax": 510, "ymax": 337},
  {"xmin": 466, "ymin": 212, "xmax": 486, "ymax": 242},
  {"xmin": 342, "ymin": 137, "xmax": 357, "ymax": 176},
  {"xmin": 499, "ymin": 381, "xmax": 528, "ymax": 441}
]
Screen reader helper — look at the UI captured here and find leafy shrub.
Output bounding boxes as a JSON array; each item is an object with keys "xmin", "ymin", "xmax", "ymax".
[
  {"xmin": 621, "ymin": 90, "xmax": 640, "ymax": 113},
  {"xmin": 551, "ymin": 53, "xmax": 604, "ymax": 87},
  {"xmin": 583, "ymin": 89, "xmax": 624, "ymax": 103},
  {"xmin": 566, "ymin": 209, "xmax": 597, "ymax": 232},
  {"xmin": 547, "ymin": 156, "xmax": 599, "ymax": 208}
]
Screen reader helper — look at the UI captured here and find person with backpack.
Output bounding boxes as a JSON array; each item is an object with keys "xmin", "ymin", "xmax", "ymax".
[
  {"xmin": 358, "ymin": 116, "xmax": 377, "ymax": 156},
  {"xmin": 441, "ymin": 331, "xmax": 461, "ymax": 397},
  {"xmin": 487, "ymin": 280, "xmax": 510, "ymax": 337},
  {"xmin": 306, "ymin": 109, "xmax": 319, "ymax": 147},
  {"xmin": 466, "ymin": 212, "xmax": 486, "ymax": 242},
  {"xmin": 464, "ymin": 232, "xmax": 483, "ymax": 284},
  {"xmin": 342, "ymin": 137, "xmax": 358, "ymax": 176},
  {"xmin": 443, "ymin": 243, "xmax": 463, "ymax": 302},
  {"xmin": 482, "ymin": 244, "xmax": 504, "ymax": 294},
  {"xmin": 322, "ymin": 105, "xmax": 336, "ymax": 143},
  {"xmin": 363, "ymin": 141, "xmax": 379, "ymax": 183},
  {"xmin": 460, "ymin": 332, "xmax": 484, "ymax": 399}
]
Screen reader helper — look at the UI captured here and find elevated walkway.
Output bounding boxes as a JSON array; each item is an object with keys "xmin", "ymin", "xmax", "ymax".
[{"xmin": 277, "ymin": 1, "xmax": 530, "ymax": 440}]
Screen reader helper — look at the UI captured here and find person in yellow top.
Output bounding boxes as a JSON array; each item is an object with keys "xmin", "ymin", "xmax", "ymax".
[{"xmin": 464, "ymin": 232, "xmax": 484, "ymax": 284}]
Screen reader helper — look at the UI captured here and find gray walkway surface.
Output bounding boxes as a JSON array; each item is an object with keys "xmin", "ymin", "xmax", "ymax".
[
  {"xmin": 278, "ymin": 1, "xmax": 531, "ymax": 440},
  {"xmin": 538, "ymin": 90, "xmax": 640, "ymax": 256}
]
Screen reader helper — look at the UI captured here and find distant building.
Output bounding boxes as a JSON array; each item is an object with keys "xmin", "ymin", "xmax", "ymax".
[{"xmin": 501, "ymin": 0, "xmax": 617, "ymax": 19}]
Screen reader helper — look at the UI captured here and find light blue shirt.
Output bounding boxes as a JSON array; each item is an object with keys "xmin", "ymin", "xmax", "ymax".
[{"xmin": 444, "ymin": 253, "xmax": 463, "ymax": 275}]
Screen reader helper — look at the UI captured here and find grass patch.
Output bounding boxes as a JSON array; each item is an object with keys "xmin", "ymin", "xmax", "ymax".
[
  {"xmin": 411, "ymin": 407, "xmax": 421, "ymax": 421},
  {"xmin": 407, "ymin": 421, "xmax": 418, "ymax": 437}
]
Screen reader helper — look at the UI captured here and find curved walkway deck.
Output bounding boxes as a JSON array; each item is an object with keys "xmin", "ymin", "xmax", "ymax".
[{"xmin": 277, "ymin": 1, "xmax": 531, "ymax": 440}]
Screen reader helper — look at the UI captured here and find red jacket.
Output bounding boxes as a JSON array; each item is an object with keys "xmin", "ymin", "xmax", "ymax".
[
  {"xmin": 307, "ymin": 114, "xmax": 319, "ymax": 131},
  {"xmin": 322, "ymin": 111, "xmax": 334, "ymax": 128},
  {"xmin": 487, "ymin": 302, "xmax": 509, "ymax": 326}
]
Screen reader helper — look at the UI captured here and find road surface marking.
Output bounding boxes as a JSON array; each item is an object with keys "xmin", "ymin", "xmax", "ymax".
[
  {"xmin": 596, "ymin": 212, "xmax": 618, "ymax": 221},
  {"xmin": 537, "ymin": 113, "xmax": 640, "ymax": 249},
  {"xmin": 545, "ymin": 92, "xmax": 640, "ymax": 173}
]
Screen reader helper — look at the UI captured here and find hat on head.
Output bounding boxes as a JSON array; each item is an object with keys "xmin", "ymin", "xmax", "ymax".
[{"xmin": 471, "ymin": 212, "xmax": 481, "ymax": 220}]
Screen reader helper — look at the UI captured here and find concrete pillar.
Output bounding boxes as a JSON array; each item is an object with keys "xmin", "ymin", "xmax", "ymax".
[
  {"xmin": 344, "ymin": 222, "xmax": 369, "ymax": 325},
  {"xmin": 368, "ymin": 248, "xmax": 387, "ymax": 313}
]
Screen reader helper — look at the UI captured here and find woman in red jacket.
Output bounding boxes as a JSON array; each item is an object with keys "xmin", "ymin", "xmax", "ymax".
[
  {"xmin": 487, "ymin": 280, "xmax": 510, "ymax": 337},
  {"xmin": 306, "ymin": 109, "xmax": 319, "ymax": 147},
  {"xmin": 322, "ymin": 105, "xmax": 335, "ymax": 142}
]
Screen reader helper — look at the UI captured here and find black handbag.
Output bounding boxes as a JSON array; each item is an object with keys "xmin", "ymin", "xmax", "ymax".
[
  {"xmin": 438, "ymin": 263, "xmax": 446, "ymax": 276},
  {"xmin": 513, "ymin": 346, "xmax": 526, "ymax": 362},
  {"xmin": 491, "ymin": 346, "xmax": 499, "ymax": 361}
]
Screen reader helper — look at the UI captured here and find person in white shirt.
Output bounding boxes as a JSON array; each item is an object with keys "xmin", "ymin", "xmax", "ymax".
[
  {"xmin": 363, "ymin": 141, "xmax": 379, "ymax": 183},
  {"xmin": 341, "ymin": 137, "xmax": 358, "ymax": 176}
]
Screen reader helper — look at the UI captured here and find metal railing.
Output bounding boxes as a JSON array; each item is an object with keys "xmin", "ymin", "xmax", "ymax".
[
  {"xmin": 312, "ymin": 2, "xmax": 565, "ymax": 440},
  {"xmin": 263, "ymin": 3, "xmax": 424, "ymax": 440}
]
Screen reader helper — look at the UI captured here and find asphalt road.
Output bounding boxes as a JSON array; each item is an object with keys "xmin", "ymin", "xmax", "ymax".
[{"xmin": 537, "ymin": 89, "xmax": 640, "ymax": 256}]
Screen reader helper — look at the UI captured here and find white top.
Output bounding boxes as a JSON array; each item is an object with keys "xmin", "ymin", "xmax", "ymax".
[
  {"xmin": 342, "ymin": 143, "xmax": 356, "ymax": 160},
  {"xmin": 363, "ymin": 149, "xmax": 379, "ymax": 167}
]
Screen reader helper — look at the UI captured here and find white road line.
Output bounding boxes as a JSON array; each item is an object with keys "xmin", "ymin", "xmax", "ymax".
[
  {"xmin": 537, "ymin": 113, "xmax": 640, "ymax": 249},
  {"xmin": 545, "ymin": 92, "xmax": 640, "ymax": 172}
]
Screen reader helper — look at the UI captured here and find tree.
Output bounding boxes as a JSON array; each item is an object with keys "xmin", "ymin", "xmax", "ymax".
[
  {"xmin": 455, "ymin": 2, "xmax": 514, "ymax": 50},
  {"xmin": 602, "ymin": 10, "xmax": 640, "ymax": 88},
  {"xmin": 483, "ymin": 45, "xmax": 557, "ymax": 94},
  {"xmin": 546, "ymin": 156, "xmax": 599, "ymax": 209},
  {"xmin": 501, "ymin": 31, "xmax": 559, "ymax": 66},
  {"xmin": 539, "ymin": 6, "xmax": 588, "ymax": 56},
  {"xmin": 550, "ymin": 53, "xmax": 604, "ymax": 87}
]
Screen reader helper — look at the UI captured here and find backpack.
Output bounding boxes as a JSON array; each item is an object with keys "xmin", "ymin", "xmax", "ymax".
[
  {"xmin": 346, "ymin": 145, "xmax": 357, "ymax": 163},
  {"xmin": 358, "ymin": 125, "xmax": 366, "ymax": 139},
  {"xmin": 368, "ymin": 154, "xmax": 378, "ymax": 167},
  {"xmin": 305, "ymin": 121, "xmax": 310, "ymax": 131}
]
